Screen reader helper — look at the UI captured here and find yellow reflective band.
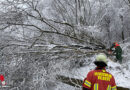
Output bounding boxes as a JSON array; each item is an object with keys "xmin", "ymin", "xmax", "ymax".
[
  {"xmin": 94, "ymin": 83, "xmax": 98, "ymax": 90},
  {"xmin": 107, "ymin": 85, "xmax": 111, "ymax": 90},
  {"xmin": 84, "ymin": 80, "xmax": 91, "ymax": 87},
  {"xmin": 94, "ymin": 72, "xmax": 112, "ymax": 81},
  {"xmin": 102, "ymin": 70, "xmax": 106, "ymax": 72},
  {"xmin": 112, "ymin": 86, "xmax": 117, "ymax": 90}
]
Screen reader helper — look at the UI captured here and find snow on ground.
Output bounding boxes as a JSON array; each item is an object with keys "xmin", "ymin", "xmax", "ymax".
[
  {"xmin": 107, "ymin": 60, "xmax": 130, "ymax": 88},
  {"xmin": 56, "ymin": 55, "xmax": 130, "ymax": 89},
  {"xmin": 46, "ymin": 43, "xmax": 130, "ymax": 89},
  {"xmin": 55, "ymin": 82, "xmax": 79, "ymax": 90},
  {"xmin": 74, "ymin": 58, "xmax": 130, "ymax": 88}
]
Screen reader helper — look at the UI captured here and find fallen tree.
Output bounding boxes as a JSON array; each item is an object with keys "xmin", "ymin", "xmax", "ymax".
[{"xmin": 56, "ymin": 75, "xmax": 130, "ymax": 90}]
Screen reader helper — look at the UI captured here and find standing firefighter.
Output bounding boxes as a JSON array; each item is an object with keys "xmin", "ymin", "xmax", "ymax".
[
  {"xmin": 110, "ymin": 42, "xmax": 122, "ymax": 63},
  {"xmin": 0, "ymin": 74, "xmax": 6, "ymax": 86},
  {"xmin": 82, "ymin": 53, "xmax": 117, "ymax": 90}
]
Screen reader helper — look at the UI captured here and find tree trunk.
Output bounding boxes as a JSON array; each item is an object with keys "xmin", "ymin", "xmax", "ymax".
[{"xmin": 75, "ymin": 0, "xmax": 78, "ymax": 24}]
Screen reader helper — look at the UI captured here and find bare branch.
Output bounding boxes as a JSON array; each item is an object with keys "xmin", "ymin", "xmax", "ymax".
[
  {"xmin": 24, "ymin": 10, "xmax": 59, "ymax": 32},
  {"xmin": 7, "ymin": 22, "xmax": 85, "ymax": 43},
  {"xmin": 47, "ymin": 19, "xmax": 74, "ymax": 28},
  {"xmin": 0, "ymin": 25, "xmax": 10, "ymax": 30},
  {"xmin": 28, "ymin": 32, "xmax": 44, "ymax": 49}
]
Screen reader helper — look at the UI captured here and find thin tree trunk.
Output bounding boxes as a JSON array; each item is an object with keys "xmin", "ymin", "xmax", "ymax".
[
  {"xmin": 75, "ymin": 0, "xmax": 78, "ymax": 24},
  {"xmin": 120, "ymin": 15, "xmax": 125, "ymax": 43}
]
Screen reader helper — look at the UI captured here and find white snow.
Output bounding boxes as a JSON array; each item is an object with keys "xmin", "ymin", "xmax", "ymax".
[
  {"xmin": 44, "ymin": 43, "xmax": 130, "ymax": 89},
  {"xmin": 77, "ymin": 59, "xmax": 130, "ymax": 88},
  {"xmin": 55, "ymin": 54, "xmax": 130, "ymax": 89}
]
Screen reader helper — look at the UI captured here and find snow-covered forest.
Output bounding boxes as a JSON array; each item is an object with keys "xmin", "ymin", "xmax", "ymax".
[{"xmin": 0, "ymin": 0, "xmax": 130, "ymax": 90}]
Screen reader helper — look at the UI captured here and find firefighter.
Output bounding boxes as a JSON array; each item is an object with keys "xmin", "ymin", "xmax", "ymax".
[
  {"xmin": 82, "ymin": 53, "xmax": 117, "ymax": 90},
  {"xmin": 110, "ymin": 42, "xmax": 122, "ymax": 63},
  {"xmin": 0, "ymin": 74, "xmax": 6, "ymax": 86}
]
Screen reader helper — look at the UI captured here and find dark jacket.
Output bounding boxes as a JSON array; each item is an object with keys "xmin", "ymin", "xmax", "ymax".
[{"xmin": 110, "ymin": 43, "xmax": 122, "ymax": 53}]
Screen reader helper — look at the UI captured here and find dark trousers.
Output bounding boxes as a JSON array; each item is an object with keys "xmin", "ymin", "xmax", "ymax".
[{"xmin": 116, "ymin": 52, "xmax": 122, "ymax": 63}]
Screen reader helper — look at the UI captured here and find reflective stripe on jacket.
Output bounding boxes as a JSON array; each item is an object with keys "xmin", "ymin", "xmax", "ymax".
[{"xmin": 82, "ymin": 68, "xmax": 117, "ymax": 90}]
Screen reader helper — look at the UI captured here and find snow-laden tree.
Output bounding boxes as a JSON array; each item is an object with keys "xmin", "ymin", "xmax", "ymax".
[
  {"xmin": 0, "ymin": 0, "xmax": 130, "ymax": 90},
  {"xmin": 0, "ymin": 0, "xmax": 130, "ymax": 47},
  {"xmin": 0, "ymin": 0, "xmax": 111, "ymax": 47}
]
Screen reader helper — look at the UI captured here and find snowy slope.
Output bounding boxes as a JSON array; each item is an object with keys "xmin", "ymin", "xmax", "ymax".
[{"xmin": 54, "ymin": 53, "xmax": 130, "ymax": 89}]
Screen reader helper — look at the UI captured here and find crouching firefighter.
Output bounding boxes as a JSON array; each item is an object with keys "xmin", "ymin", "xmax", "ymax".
[
  {"xmin": 110, "ymin": 42, "xmax": 122, "ymax": 63},
  {"xmin": 82, "ymin": 53, "xmax": 117, "ymax": 90}
]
